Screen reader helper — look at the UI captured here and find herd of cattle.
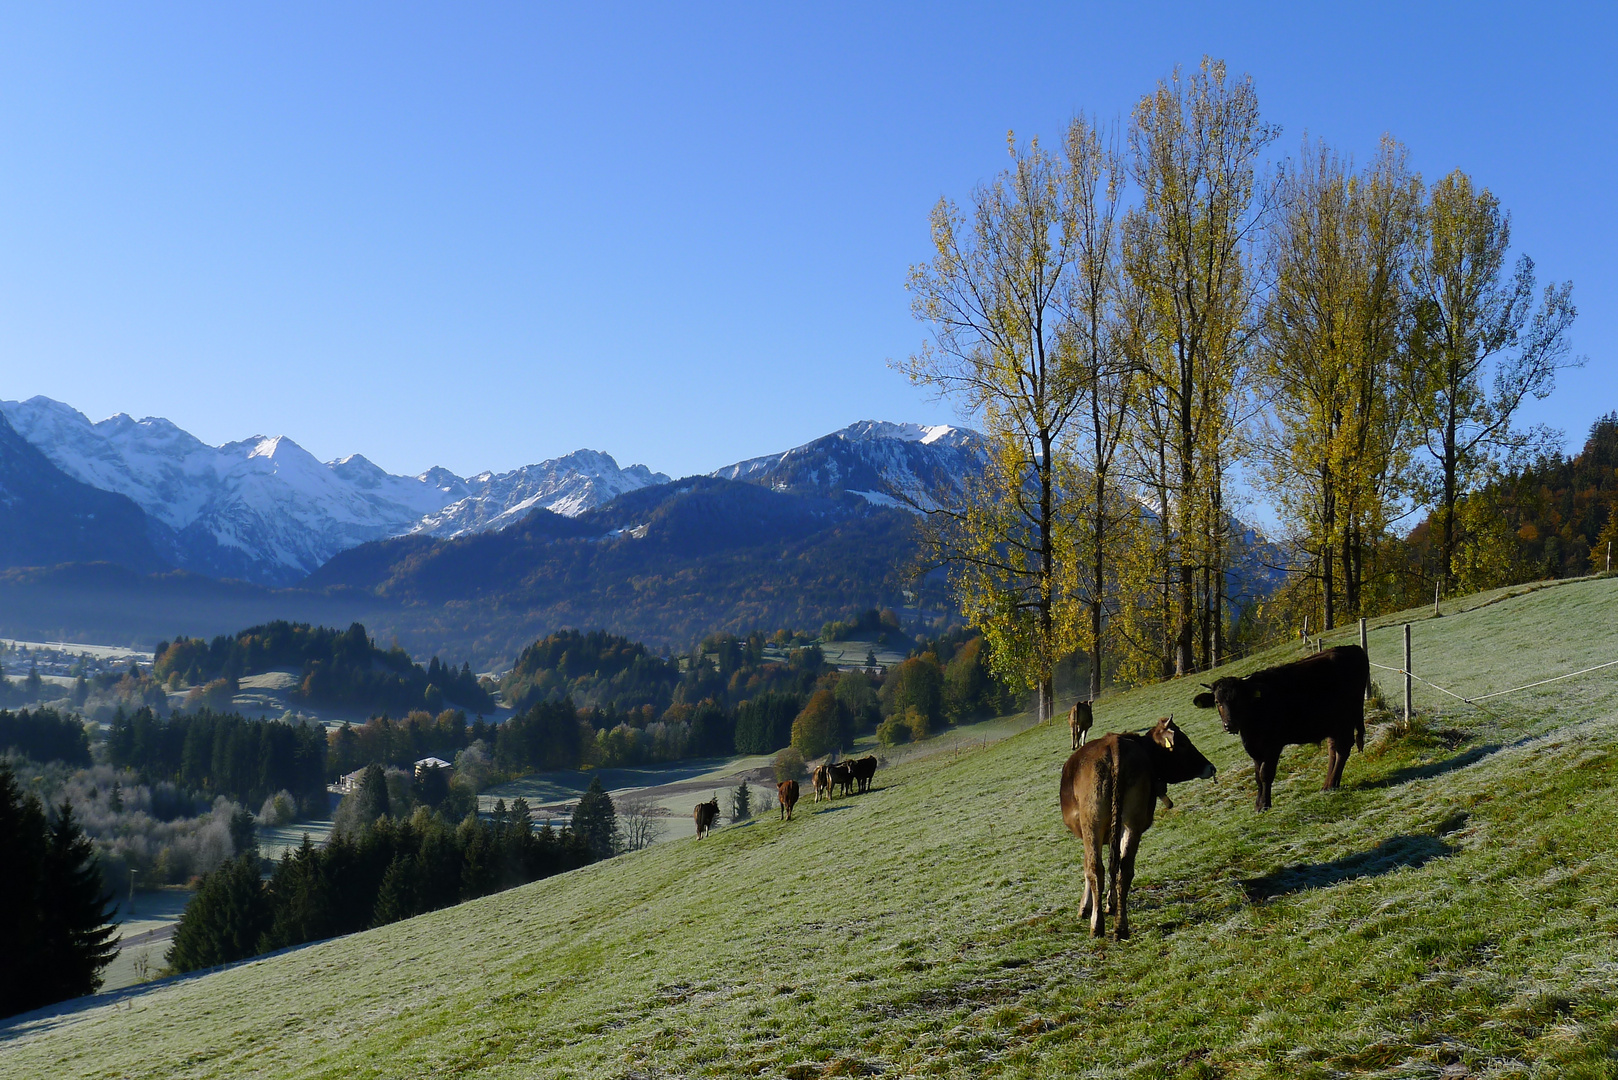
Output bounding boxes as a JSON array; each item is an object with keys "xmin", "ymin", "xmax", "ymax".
[
  {"xmin": 691, "ymin": 753, "xmax": 881, "ymax": 838},
  {"xmin": 691, "ymin": 644, "xmax": 1373, "ymax": 942}
]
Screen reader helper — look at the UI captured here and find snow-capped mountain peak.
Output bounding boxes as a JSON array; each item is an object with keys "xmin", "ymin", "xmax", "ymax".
[
  {"xmin": 712, "ymin": 419, "xmax": 988, "ymax": 508},
  {"xmin": 0, "ymin": 397, "xmax": 673, "ymax": 585},
  {"xmin": 410, "ymin": 449, "xmax": 671, "ymax": 537},
  {"xmin": 834, "ymin": 420, "xmax": 965, "ymax": 447}
]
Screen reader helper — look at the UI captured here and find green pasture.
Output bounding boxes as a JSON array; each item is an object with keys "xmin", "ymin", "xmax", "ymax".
[{"xmin": 6, "ymin": 576, "xmax": 1618, "ymax": 1077}]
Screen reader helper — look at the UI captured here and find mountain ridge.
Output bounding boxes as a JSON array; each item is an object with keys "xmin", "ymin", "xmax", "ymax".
[
  {"xmin": 0, "ymin": 397, "xmax": 669, "ymax": 585},
  {"xmin": 0, "ymin": 411, "xmax": 168, "ymax": 574}
]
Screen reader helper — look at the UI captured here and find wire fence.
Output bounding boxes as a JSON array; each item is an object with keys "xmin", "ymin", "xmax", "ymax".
[{"xmin": 1366, "ymin": 653, "xmax": 1618, "ymax": 720}]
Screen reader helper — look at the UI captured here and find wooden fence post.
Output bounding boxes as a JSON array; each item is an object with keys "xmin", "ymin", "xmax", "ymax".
[
  {"xmin": 1403, "ymin": 623, "xmax": 1413, "ymax": 728},
  {"xmin": 1360, "ymin": 618, "xmax": 1370, "ymax": 700},
  {"xmin": 1434, "ymin": 580, "xmax": 1441, "ymax": 617}
]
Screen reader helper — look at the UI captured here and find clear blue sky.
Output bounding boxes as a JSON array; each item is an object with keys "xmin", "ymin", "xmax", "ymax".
[{"xmin": 0, "ymin": 2, "xmax": 1613, "ymax": 483}]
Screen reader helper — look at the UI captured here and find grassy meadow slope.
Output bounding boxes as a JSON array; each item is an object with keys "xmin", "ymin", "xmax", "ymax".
[{"xmin": 7, "ymin": 577, "xmax": 1618, "ymax": 1078}]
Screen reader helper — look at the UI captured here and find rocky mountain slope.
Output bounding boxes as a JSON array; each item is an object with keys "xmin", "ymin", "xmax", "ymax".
[
  {"xmin": 0, "ymin": 411, "xmax": 167, "ymax": 574},
  {"xmin": 711, "ymin": 419, "xmax": 987, "ymax": 508},
  {"xmin": 0, "ymin": 397, "xmax": 666, "ymax": 585},
  {"xmin": 304, "ymin": 477, "xmax": 939, "ymax": 659}
]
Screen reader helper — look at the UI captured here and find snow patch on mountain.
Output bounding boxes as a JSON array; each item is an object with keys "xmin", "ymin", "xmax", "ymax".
[
  {"xmin": 712, "ymin": 420, "xmax": 987, "ymax": 509},
  {"xmin": 411, "ymin": 450, "xmax": 669, "ymax": 537},
  {"xmin": 0, "ymin": 397, "xmax": 670, "ymax": 585}
]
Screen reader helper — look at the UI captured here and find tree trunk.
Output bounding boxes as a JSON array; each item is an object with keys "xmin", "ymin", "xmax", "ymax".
[{"xmin": 1038, "ymin": 428, "xmax": 1055, "ymax": 723}]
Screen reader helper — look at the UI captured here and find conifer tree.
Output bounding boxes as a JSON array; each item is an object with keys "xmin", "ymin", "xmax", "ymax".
[
  {"xmin": 167, "ymin": 853, "xmax": 271, "ymax": 973},
  {"xmin": 261, "ymin": 836, "xmax": 338, "ymax": 951},
  {"xmin": 570, "ymin": 776, "xmax": 618, "ymax": 861},
  {"xmin": 371, "ymin": 854, "xmax": 420, "ymax": 927},
  {"xmin": 0, "ymin": 762, "xmax": 49, "ymax": 1017},
  {"xmin": 731, "ymin": 781, "xmax": 752, "ymax": 822},
  {"xmin": 37, "ymin": 801, "xmax": 119, "ymax": 1002},
  {"xmin": 358, "ymin": 763, "xmax": 390, "ymax": 822}
]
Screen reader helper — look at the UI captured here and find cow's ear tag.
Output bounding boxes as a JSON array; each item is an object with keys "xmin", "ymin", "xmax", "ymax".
[
  {"xmin": 1252, "ymin": 687, "xmax": 1263, "ymax": 699},
  {"xmin": 1163, "ymin": 729, "xmax": 1176, "ymax": 750}
]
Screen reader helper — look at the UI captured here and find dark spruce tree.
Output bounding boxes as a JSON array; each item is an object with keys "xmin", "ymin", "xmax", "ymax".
[
  {"xmin": 371, "ymin": 854, "xmax": 422, "ymax": 928},
  {"xmin": 570, "ymin": 776, "xmax": 619, "ymax": 861},
  {"xmin": 0, "ymin": 762, "xmax": 50, "ymax": 1018},
  {"xmin": 0, "ymin": 769, "xmax": 119, "ymax": 1018},
  {"xmin": 260, "ymin": 835, "xmax": 340, "ymax": 952},
  {"xmin": 37, "ymin": 801, "xmax": 119, "ymax": 1003},
  {"xmin": 166, "ymin": 853, "xmax": 272, "ymax": 973}
]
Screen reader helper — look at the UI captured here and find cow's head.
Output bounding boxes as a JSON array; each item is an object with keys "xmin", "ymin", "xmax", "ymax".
[
  {"xmin": 1147, "ymin": 715, "xmax": 1216, "ymax": 782},
  {"xmin": 1192, "ymin": 677, "xmax": 1257, "ymax": 734}
]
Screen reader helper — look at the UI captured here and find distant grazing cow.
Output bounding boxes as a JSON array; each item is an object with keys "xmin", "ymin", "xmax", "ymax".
[
  {"xmin": 830, "ymin": 761, "xmax": 855, "ymax": 797},
  {"xmin": 694, "ymin": 796, "xmax": 720, "ymax": 839},
  {"xmin": 1060, "ymin": 717, "xmax": 1216, "ymax": 939},
  {"xmin": 1069, "ymin": 700, "xmax": 1094, "ymax": 751},
  {"xmin": 1192, "ymin": 644, "xmax": 1369, "ymax": 811},
  {"xmin": 778, "ymin": 780, "xmax": 800, "ymax": 820},
  {"xmin": 847, "ymin": 755, "xmax": 878, "ymax": 794},
  {"xmin": 812, "ymin": 763, "xmax": 834, "ymax": 802}
]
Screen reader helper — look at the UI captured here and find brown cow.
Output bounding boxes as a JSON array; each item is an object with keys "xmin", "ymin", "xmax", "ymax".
[
  {"xmin": 778, "ymin": 779, "xmax": 800, "ymax": 820},
  {"xmin": 847, "ymin": 755, "xmax": 878, "ymax": 794},
  {"xmin": 694, "ymin": 796, "xmax": 720, "ymax": 839},
  {"xmin": 1060, "ymin": 717, "xmax": 1216, "ymax": 939},
  {"xmin": 1069, "ymin": 700, "xmax": 1094, "ymax": 751},
  {"xmin": 812, "ymin": 763, "xmax": 834, "ymax": 802},
  {"xmin": 830, "ymin": 760, "xmax": 855, "ymax": 797}
]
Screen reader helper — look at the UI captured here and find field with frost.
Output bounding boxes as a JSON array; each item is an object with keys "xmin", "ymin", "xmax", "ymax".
[{"xmin": 5, "ymin": 576, "xmax": 1618, "ymax": 1078}]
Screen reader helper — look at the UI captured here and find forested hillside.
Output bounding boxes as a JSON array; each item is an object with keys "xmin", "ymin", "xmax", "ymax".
[
  {"xmin": 304, "ymin": 477, "xmax": 948, "ymax": 659},
  {"xmin": 151, "ymin": 620, "xmax": 494, "ymax": 715},
  {"xmin": 1418, "ymin": 411, "xmax": 1618, "ymax": 586}
]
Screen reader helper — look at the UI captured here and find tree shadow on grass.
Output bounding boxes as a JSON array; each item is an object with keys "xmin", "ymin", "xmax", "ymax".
[
  {"xmin": 1240, "ymin": 819, "xmax": 1465, "ymax": 902},
  {"xmin": 1356, "ymin": 744, "xmax": 1503, "ymax": 790}
]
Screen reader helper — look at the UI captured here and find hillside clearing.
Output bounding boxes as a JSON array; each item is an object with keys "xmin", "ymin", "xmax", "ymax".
[{"xmin": 5, "ymin": 577, "xmax": 1618, "ymax": 1077}]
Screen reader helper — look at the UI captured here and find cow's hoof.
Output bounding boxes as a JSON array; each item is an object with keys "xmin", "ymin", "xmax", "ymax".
[
  {"xmin": 1089, "ymin": 925, "xmax": 1105, "ymax": 939},
  {"xmin": 1114, "ymin": 926, "xmax": 1131, "ymax": 941}
]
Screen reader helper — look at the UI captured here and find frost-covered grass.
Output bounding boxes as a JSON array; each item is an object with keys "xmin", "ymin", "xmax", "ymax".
[{"xmin": 6, "ymin": 577, "xmax": 1618, "ymax": 1078}]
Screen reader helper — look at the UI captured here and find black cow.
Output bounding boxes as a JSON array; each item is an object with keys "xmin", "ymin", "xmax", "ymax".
[
  {"xmin": 1192, "ymin": 645, "xmax": 1369, "ymax": 811},
  {"xmin": 829, "ymin": 761, "xmax": 855, "ymax": 798},
  {"xmin": 694, "ymin": 796, "xmax": 721, "ymax": 839},
  {"xmin": 847, "ymin": 755, "xmax": 878, "ymax": 794}
]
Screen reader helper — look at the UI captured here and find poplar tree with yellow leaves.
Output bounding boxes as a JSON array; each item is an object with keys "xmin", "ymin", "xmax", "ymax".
[
  {"xmin": 1257, "ymin": 137, "xmax": 1423, "ymax": 629},
  {"xmin": 1119, "ymin": 58, "xmax": 1276, "ymax": 675},
  {"xmin": 904, "ymin": 127, "xmax": 1101, "ymax": 723},
  {"xmin": 1407, "ymin": 170, "xmax": 1579, "ymax": 595}
]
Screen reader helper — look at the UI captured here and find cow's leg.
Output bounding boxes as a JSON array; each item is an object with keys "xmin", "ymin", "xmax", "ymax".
[
  {"xmin": 1083, "ymin": 834, "xmax": 1106, "ymax": 937},
  {"xmin": 1115, "ymin": 827, "xmax": 1142, "ymax": 940},
  {"xmin": 1326, "ymin": 738, "xmax": 1350, "ymax": 790},
  {"xmin": 1254, "ymin": 755, "xmax": 1278, "ymax": 811}
]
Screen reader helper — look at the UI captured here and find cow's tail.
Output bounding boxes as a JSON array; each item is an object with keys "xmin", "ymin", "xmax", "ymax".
[{"xmin": 1106, "ymin": 741, "xmax": 1124, "ymax": 914}]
